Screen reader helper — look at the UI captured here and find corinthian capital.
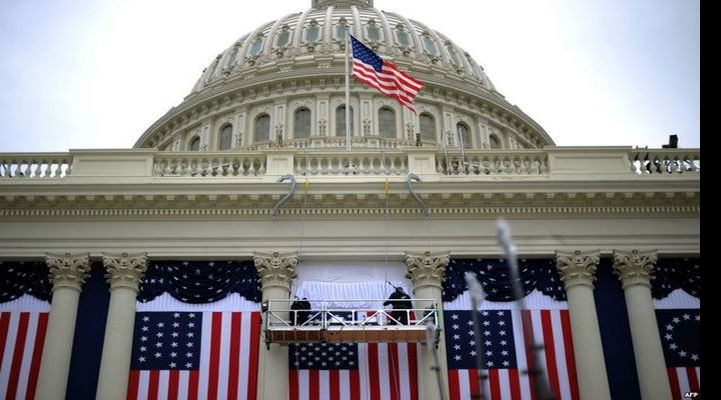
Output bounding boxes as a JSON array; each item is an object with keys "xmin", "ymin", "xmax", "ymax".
[
  {"xmin": 102, "ymin": 252, "xmax": 148, "ymax": 291},
  {"xmin": 44, "ymin": 252, "xmax": 91, "ymax": 291},
  {"xmin": 253, "ymin": 251, "xmax": 298, "ymax": 292},
  {"xmin": 612, "ymin": 249, "xmax": 658, "ymax": 289},
  {"xmin": 404, "ymin": 250, "xmax": 450, "ymax": 292},
  {"xmin": 555, "ymin": 250, "xmax": 601, "ymax": 289}
]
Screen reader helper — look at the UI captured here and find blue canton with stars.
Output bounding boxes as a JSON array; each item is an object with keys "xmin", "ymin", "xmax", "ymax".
[
  {"xmin": 444, "ymin": 310, "xmax": 517, "ymax": 370},
  {"xmin": 442, "ymin": 258, "xmax": 565, "ymax": 303},
  {"xmin": 656, "ymin": 309, "xmax": 700, "ymax": 368},
  {"xmin": 0, "ymin": 261, "xmax": 51, "ymax": 303},
  {"xmin": 138, "ymin": 260, "xmax": 261, "ymax": 304},
  {"xmin": 351, "ymin": 35, "xmax": 383, "ymax": 73},
  {"xmin": 652, "ymin": 258, "xmax": 701, "ymax": 300},
  {"xmin": 130, "ymin": 312, "xmax": 203, "ymax": 370},
  {"xmin": 289, "ymin": 343, "xmax": 359, "ymax": 370}
]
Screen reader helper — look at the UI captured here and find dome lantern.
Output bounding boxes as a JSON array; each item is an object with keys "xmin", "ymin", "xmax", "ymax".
[{"xmin": 312, "ymin": 0, "xmax": 373, "ymax": 8}]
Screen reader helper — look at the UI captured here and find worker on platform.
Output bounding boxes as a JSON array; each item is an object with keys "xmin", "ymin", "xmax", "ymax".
[{"xmin": 383, "ymin": 286, "xmax": 412, "ymax": 325}]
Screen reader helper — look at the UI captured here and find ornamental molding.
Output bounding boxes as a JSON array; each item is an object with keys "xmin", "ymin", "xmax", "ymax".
[
  {"xmin": 0, "ymin": 192, "xmax": 700, "ymax": 219},
  {"xmin": 44, "ymin": 252, "xmax": 91, "ymax": 292},
  {"xmin": 102, "ymin": 252, "xmax": 148, "ymax": 292},
  {"xmin": 554, "ymin": 250, "xmax": 600, "ymax": 289},
  {"xmin": 404, "ymin": 250, "xmax": 450, "ymax": 292},
  {"xmin": 612, "ymin": 249, "xmax": 658, "ymax": 289},
  {"xmin": 253, "ymin": 251, "xmax": 298, "ymax": 293}
]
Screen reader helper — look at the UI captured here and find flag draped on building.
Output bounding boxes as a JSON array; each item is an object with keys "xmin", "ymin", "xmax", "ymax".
[
  {"xmin": 442, "ymin": 258, "xmax": 579, "ymax": 400},
  {"xmin": 656, "ymin": 309, "xmax": 700, "ymax": 397},
  {"xmin": 0, "ymin": 262, "xmax": 51, "ymax": 400},
  {"xmin": 289, "ymin": 342, "xmax": 419, "ymax": 400},
  {"xmin": 129, "ymin": 260, "xmax": 262, "ymax": 400},
  {"xmin": 350, "ymin": 35, "xmax": 424, "ymax": 113}
]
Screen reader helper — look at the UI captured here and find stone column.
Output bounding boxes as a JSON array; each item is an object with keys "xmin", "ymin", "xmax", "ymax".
[
  {"xmin": 404, "ymin": 250, "xmax": 450, "ymax": 400},
  {"xmin": 613, "ymin": 249, "xmax": 672, "ymax": 400},
  {"xmin": 555, "ymin": 250, "xmax": 611, "ymax": 400},
  {"xmin": 95, "ymin": 252, "xmax": 148, "ymax": 400},
  {"xmin": 35, "ymin": 253, "xmax": 91, "ymax": 400},
  {"xmin": 254, "ymin": 251, "xmax": 298, "ymax": 400}
]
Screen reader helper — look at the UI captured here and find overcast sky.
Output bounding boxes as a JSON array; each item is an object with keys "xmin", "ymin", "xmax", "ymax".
[{"xmin": 0, "ymin": 0, "xmax": 700, "ymax": 152}]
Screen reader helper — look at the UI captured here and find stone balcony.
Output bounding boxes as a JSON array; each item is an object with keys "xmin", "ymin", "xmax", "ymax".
[{"xmin": 0, "ymin": 147, "xmax": 701, "ymax": 184}]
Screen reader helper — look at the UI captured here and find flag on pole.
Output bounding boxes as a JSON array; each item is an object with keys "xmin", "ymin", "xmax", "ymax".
[{"xmin": 350, "ymin": 35, "xmax": 425, "ymax": 113}]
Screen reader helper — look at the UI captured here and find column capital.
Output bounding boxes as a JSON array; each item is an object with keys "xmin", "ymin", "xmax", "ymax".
[
  {"xmin": 555, "ymin": 250, "xmax": 601, "ymax": 289},
  {"xmin": 612, "ymin": 249, "xmax": 658, "ymax": 289},
  {"xmin": 102, "ymin": 252, "xmax": 148, "ymax": 292},
  {"xmin": 44, "ymin": 252, "xmax": 92, "ymax": 292},
  {"xmin": 404, "ymin": 250, "xmax": 450, "ymax": 292},
  {"xmin": 253, "ymin": 251, "xmax": 298, "ymax": 292}
]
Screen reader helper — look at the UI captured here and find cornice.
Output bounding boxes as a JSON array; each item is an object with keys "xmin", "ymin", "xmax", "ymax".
[{"xmin": 0, "ymin": 194, "xmax": 700, "ymax": 219}]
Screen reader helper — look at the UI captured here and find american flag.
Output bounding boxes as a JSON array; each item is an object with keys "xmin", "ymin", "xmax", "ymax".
[
  {"xmin": 289, "ymin": 342, "xmax": 419, "ymax": 400},
  {"xmin": 656, "ymin": 308, "xmax": 700, "ymax": 397},
  {"xmin": 0, "ymin": 311, "xmax": 48, "ymax": 400},
  {"xmin": 128, "ymin": 311, "xmax": 261, "ymax": 400},
  {"xmin": 350, "ymin": 35, "xmax": 424, "ymax": 113},
  {"xmin": 445, "ymin": 310, "xmax": 579, "ymax": 400}
]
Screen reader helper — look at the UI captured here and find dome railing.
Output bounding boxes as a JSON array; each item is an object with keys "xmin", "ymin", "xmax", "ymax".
[{"xmin": 0, "ymin": 148, "xmax": 701, "ymax": 181}]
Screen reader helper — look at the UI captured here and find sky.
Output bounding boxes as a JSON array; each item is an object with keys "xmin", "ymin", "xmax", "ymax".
[{"xmin": 0, "ymin": 0, "xmax": 700, "ymax": 152}]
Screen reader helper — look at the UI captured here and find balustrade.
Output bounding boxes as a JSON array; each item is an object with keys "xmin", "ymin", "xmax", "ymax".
[
  {"xmin": 153, "ymin": 153, "xmax": 266, "ymax": 177},
  {"xmin": 629, "ymin": 149, "xmax": 700, "ymax": 174},
  {"xmin": 436, "ymin": 150, "xmax": 549, "ymax": 176},
  {"xmin": 0, "ymin": 154, "xmax": 72, "ymax": 179}
]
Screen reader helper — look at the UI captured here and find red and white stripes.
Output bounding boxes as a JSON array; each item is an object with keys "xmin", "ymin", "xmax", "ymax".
[
  {"xmin": 290, "ymin": 342, "xmax": 420, "ymax": 400},
  {"xmin": 352, "ymin": 60, "xmax": 424, "ymax": 113},
  {"xmin": 0, "ymin": 312, "xmax": 48, "ymax": 400},
  {"xmin": 127, "ymin": 311, "xmax": 261, "ymax": 400}
]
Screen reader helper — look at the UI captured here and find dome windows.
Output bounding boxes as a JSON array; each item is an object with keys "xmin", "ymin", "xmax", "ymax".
[
  {"xmin": 249, "ymin": 36, "xmax": 264, "ymax": 56},
  {"xmin": 394, "ymin": 24, "xmax": 412, "ymax": 47},
  {"xmin": 378, "ymin": 107, "xmax": 396, "ymax": 138},
  {"xmin": 276, "ymin": 26, "xmax": 292, "ymax": 48},
  {"xmin": 336, "ymin": 105, "xmax": 354, "ymax": 137},
  {"xmin": 421, "ymin": 34, "xmax": 438, "ymax": 55},
  {"xmin": 219, "ymin": 124, "xmax": 233, "ymax": 150},
  {"xmin": 489, "ymin": 134, "xmax": 502, "ymax": 149},
  {"xmin": 294, "ymin": 108, "xmax": 311, "ymax": 139},
  {"xmin": 419, "ymin": 113, "xmax": 436, "ymax": 141},
  {"xmin": 366, "ymin": 19, "xmax": 381, "ymax": 42},
  {"xmin": 457, "ymin": 122, "xmax": 471, "ymax": 149},
  {"xmin": 336, "ymin": 17, "xmax": 350, "ymax": 41},
  {"xmin": 305, "ymin": 19, "xmax": 321, "ymax": 43},
  {"xmin": 189, "ymin": 136, "xmax": 201, "ymax": 151},
  {"xmin": 254, "ymin": 114, "xmax": 271, "ymax": 143}
]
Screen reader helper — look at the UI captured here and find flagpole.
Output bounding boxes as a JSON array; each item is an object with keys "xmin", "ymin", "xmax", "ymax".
[{"xmin": 345, "ymin": 32, "xmax": 351, "ymax": 152}]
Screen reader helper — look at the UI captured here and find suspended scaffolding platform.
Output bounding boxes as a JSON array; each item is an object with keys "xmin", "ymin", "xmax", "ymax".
[{"xmin": 263, "ymin": 299, "xmax": 441, "ymax": 348}]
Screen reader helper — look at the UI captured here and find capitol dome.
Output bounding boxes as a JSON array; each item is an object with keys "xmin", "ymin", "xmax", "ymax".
[{"xmin": 134, "ymin": 0, "xmax": 554, "ymax": 151}]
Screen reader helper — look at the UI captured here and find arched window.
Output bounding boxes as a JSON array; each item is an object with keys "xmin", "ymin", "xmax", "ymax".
[
  {"xmin": 219, "ymin": 124, "xmax": 233, "ymax": 150},
  {"xmin": 489, "ymin": 134, "xmax": 502, "ymax": 149},
  {"xmin": 249, "ymin": 36, "xmax": 264, "ymax": 56},
  {"xmin": 294, "ymin": 108, "xmax": 311, "ymax": 139},
  {"xmin": 276, "ymin": 28, "xmax": 291, "ymax": 47},
  {"xmin": 367, "ymin": 20, "xmax": 381, "ymax": 41},
  {"xmin": 336, "ymin": 18, "xmax": 349, "ymax": 40},
  {"xmin": 189, "ymin": 136, "xmax": 201, "ymax": 151},
  {"xmin": 306, "ymin": 21, "xmax": 320, "ymax": 43},
  {"xmin": 457, "ymin": 123, "xmax": 471, "ymax": 149},
  {"xmin": 419, "ymin": 113, "xmax": 435, "ymax": 141},
  {"xmin": 335, "ymin": 105, "xmax": 354, "ymax": 137},
  {"xmin": 422, "ymin": 36, "xmax": 438, "ymax": 55},
  {"xmin": 378, "ymin": 107, "xmax": 396, "ymax": 138},
  {"xmin": 395, "ymin": 24, "xmax": 411, "ymax": 47},
  {"xmin": 254, "ymin": 114, "xmax": 270, "ymax": 143}
]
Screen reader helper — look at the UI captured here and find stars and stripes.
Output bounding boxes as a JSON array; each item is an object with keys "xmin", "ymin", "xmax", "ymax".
[
  {"xmin": 128, "ymin": 311, "xmax": 261, "ymax": 400},
  {"xmin": 289, "ymin": 342, "xmax": 419, "ymax": 400},
  {"xmin": 656, "ymin": 309, "xmax": 700, "ymax": 397},
  {"xmin": 350, "ymin": 35, "xmax": 424, "ymax": 113},
  {"xmin": 445, "ymin": 309, "xmax": 579, "ymax": 400},
  {"xmin": 0, "ymin": 311, "xmax": 48, "ymax": 400}
]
